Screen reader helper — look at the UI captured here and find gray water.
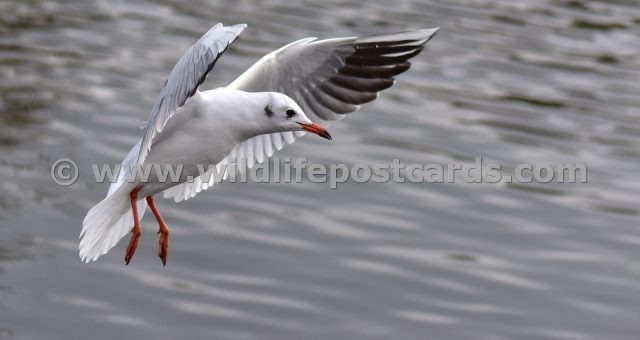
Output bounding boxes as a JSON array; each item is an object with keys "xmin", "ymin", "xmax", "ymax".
[{"xmin": 1, "ymin": 0, "xmax": 640, "ymax": 339}]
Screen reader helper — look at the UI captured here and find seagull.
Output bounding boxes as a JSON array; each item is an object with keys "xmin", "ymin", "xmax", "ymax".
[{"xmin": 79, "ymin": 23, "xmax": 439, "ymax": 265}]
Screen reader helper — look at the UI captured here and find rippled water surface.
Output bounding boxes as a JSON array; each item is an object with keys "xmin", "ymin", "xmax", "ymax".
[{"xmin": 1, "ymin": 0, "xmax": 640, "ymax": 339}]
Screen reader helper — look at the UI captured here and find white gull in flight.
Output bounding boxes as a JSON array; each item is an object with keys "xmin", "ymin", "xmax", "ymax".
[{"xmin": 79, "ymin": 23, "xmax": 439, "ymax": 265}]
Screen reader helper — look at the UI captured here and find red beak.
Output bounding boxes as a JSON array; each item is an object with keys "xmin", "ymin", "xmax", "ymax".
[{"xmin": 299, "ymin": 122, "xmax": 332, "ymax": 140}]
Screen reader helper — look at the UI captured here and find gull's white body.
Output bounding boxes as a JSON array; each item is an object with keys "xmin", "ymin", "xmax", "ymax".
[
  {"xmin": 79, "ymin": 23, "xmax": 439, "ymax": 263},
  {"xmin": 136, "ymin": 89, "xmax": 292, "ymax": 197}
]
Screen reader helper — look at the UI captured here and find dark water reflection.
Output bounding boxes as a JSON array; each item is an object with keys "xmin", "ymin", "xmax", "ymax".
[{"xmin": 1, "ymin": 0, "xmax": 640, "ymax": 339}]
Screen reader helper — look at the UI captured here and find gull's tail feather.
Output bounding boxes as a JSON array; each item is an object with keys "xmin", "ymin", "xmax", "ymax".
[{"xmin": 79, "ymin": 183, "xmax": 146, "ymax": 262}]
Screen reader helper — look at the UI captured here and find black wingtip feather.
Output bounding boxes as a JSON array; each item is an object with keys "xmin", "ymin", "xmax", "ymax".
[
  {"xmin": 339, "ymin": 62, "xmax": 411, "ymax": 79},
  {"xmin": 329, "ymin": 75, "xmax": 395, "ymax": 93},
  {"xmin": 346, "ymin": 47, "xmax": 424, "ymax": 67}
]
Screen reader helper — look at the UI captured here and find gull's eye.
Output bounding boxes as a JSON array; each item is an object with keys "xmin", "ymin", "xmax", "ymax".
[{"xmin": 286, "ymin": 109, "xmax": 296, "ymax": 118}]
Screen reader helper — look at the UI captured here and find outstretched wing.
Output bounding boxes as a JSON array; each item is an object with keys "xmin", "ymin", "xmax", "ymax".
[
  {"xmin": 163, "ymin": 28, "xmax": 439, "ymax": 202},
  {"xmin": 136, "ymin": 23, "xmax": 247, "ymax": 168},
  {"xmin": 230, "ymin": 27, "xmax": 439, "ymax": 121}
]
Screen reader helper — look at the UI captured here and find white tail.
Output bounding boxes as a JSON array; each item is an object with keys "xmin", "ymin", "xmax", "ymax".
[{"xmin": 79, "ymin": 182, "xmax": 147, "ymax": 262}]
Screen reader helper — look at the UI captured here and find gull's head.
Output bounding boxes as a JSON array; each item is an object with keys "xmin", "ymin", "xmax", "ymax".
[{"xmin": 263, "ymin": 93, "xmax": 332, "ymax": 140}]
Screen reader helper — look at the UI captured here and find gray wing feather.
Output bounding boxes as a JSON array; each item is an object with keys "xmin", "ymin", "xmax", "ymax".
[{"xmin": 136, "ymin": 23, "xmax": 247, "ymax": 167}]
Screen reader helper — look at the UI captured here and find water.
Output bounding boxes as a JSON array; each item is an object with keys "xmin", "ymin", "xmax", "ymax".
[{"xmin": 1, "ymin": 0, "xmax": 640, "ymax": 339}]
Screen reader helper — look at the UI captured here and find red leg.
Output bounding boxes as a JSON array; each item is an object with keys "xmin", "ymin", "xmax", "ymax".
[
  {"xmin": 146, "ymin": 195, "xmax": 170, "ymax": 266},
  {"xmin": 125, "ymin": 187, "xmax": 142, "ymax": 265}
]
